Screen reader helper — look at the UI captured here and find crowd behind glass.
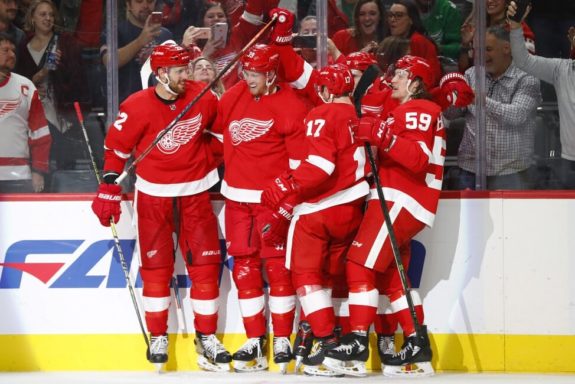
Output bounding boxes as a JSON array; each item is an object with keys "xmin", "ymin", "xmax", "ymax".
[{"xmin": 1, "ymin": 0, "xmax": 573, "ymax": 193}]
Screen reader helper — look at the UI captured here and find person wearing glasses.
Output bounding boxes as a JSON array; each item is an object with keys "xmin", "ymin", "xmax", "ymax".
[{"xmin": 386, "ymin": 0, "xmax": 442, "ymax": 86}]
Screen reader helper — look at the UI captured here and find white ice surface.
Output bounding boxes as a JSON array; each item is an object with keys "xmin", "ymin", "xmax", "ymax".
[{"xmin": 0, "ymin": 372, "xmax": 574, "ymax": 384}]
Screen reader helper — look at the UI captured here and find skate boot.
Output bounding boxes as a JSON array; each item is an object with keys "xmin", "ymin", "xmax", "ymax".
[
  {"xmin": 146, "ymin": 334, "xmax": 168, "ymax": 372},
  {"xmin": 232, "ymin": 336, "xmax": 268, "ymax": 372},
  {"xmin": 194, "ymin": 332, "xmax": 232, "ymax": 372},
  {"xmin": 292, "ymin": 320, "xmax": 314, "ymax": 373},
  {"xmin": 273, "ymin": 336, "xmax": 293, "ymax": 374},
  {"xmin": 323, "ymin": 332, "xmax": 369, "ymax": 377},
  {"xmin": 383, "ymin": 325, "xmax": 434, "ymax": 378},
  {"xmin": 302, "ymin": 335, "xmax": 343, "ymax": 377},
  {"xmin": 377, "ymin": 333, "xmax": 396, "ymax": 371}
]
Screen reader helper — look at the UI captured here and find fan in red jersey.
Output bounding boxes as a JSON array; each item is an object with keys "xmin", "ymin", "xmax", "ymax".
[
  {"xmin": 322, "ymin": 55, "xmax": 444, "ymax": 378},
  {"xmin": 211, "ymin": 42, "xmax": 309, "ymax": 373},
  {"xmin": 91, "ymin": 43, "xmax": 231, "ymax": 372}
]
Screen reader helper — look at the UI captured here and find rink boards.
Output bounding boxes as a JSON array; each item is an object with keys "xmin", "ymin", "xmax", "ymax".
[{"xmin": 0, "ymin": 192, "xmax": 574, "ymax": 373}]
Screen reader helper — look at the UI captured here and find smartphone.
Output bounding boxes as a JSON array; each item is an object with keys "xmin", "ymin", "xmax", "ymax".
[
  {"xmin": 211, "ymin": 22, "xmax": 228, "ymax": 45},
  {"xmin": 150, "ymin": 11, "xmax": 163, "ymax": 25},
  {"xmin": 293, "ymin": 34, "xmax": 316, "ymax": 49},
  {"xmin": 509, "ymin": 0, "xmax": 530, "ymax": 22},
  {"xmin": 195, "ymin": 27, "xmax": 211, "ymax": 40}
]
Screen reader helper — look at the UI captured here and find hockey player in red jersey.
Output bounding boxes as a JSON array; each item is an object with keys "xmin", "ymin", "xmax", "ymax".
[
  {"xmin": 322, "ymin": 55, "xmax": 444, "ymax": 378},
  {"xmin": 212, "ymin": 43, "xmax": 308, "ymax": 373},
  {"xmin": 90, "ymin": 44, "xmax": 231, "ymax": 372},
  {"xmin": 260, "ymin": 64, "xmax": 370, "ymax": 376}
]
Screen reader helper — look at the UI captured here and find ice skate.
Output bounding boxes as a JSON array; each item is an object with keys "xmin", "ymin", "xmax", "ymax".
[
  {"xmin": 292, "ymin": 320, "xmax": 313, "ymax": 373},
  {"xmin": 301, "ymin": 335, "xmax": 343, "ymax": 377},
  {"xmin": 194, "ymin": 332, "xmax": 232, "ymax": 372},
  {"xmin": 383, "ymin": 326, "xmax": 434, "ymax": 378},
  {"xmin": 273, "ymin": 336, "xmax": 292, "ymax": 374},
  {"xmin": 377, "ymin": 333, "xmax": 396, "ymax": 371},
  {"xmin": 232, "ymin": 336, "xmax": 268, "ymax": 372},
  {"xmin": 323, "ymin": 332, "xmax": 369, "ymax": 377},
  {"xmin": 146, "ymin": 334, "xmax": 168, "ymax": 372}
]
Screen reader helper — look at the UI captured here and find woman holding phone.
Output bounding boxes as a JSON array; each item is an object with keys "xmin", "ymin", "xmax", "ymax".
[{"xmin": 182, "ymin": 0, "xmax": 278, "ymax": 90}]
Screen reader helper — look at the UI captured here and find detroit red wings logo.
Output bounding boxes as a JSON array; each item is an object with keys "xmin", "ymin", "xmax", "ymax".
[
  {"xmin": 229, "ymin": 118, "xmax": 274, "ymax": 146},
  {"xmin": 156, "ymin": 114, "xmax": 202, "ymax": 154},
  {"xmin": 0, "ymin": 98, "xmax": 21, "ymax": 119}
]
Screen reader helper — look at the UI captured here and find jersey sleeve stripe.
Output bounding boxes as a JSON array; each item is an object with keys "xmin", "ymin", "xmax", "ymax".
[
  {"xmin": 28, "ymin": 125, "xmax": 50, "ymax": 140},
  {"xmin": 290, "ymin": 61, "xmax": 314, "ymax": 90},
  {"xmin": 306, "ymin": 154, "xmax": 335, "ymax": 175}
]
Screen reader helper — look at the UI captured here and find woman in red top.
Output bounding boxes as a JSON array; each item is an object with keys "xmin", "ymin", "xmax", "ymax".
[
  {"xmin": 332, "ymin": 0, "xmax": 388, "ymax": 55},
  {"xmin": 385, "ymin": 0, "xmax": 442, "ymax": 87}
]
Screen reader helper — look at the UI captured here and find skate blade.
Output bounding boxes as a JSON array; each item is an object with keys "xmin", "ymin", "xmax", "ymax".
[
  {"xmin": 153, "ymin": 363, "xmax": 165, "ymax": 373},
  {"xmin": 303, "ymin": 364, "xmax": 344, "ymax": 377},
  {"xmin": 197, "ymin": 356, "xmax": 231, "ymax": 372},
  {"xmin": 276, "ymin": 362, "xmax": 288, "ymax": 374},
  {"xmin": 323, "ymin": 357, "xmax": 367, "ymax": 377},
  {"xmin": 383, "ymin": 361, "xmax": 434, "ymax": 377},
  {"xmin": 233, "ymin": 357, "xmax": 268, "ymax": 373},
  {"xmin": 294, "ymin": 356, "xmax": 303, "ymax": 373}
]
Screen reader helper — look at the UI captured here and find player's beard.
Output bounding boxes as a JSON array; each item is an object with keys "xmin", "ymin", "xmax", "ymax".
[{"xmin": 168, "ymin": 79, "xmax": 186, "ymax": 95}]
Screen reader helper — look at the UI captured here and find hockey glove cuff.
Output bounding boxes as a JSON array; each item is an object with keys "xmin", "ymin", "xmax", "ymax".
[
  {"xmin": 261, "ymin": 173, "xmax": 300, "ymax": 209},
  {"xmin": 439, "ymin": 72, "xmax": 474, "ymax": 109},
  {"xmin": 269, "ymin": 8, "xmax": 295, "ymax": 45},
  {"xmin": 352, "ymin": 116, "xmax": 394, "ymax": 151},
  {"xmin": 261, "ymin": 199, "xmax": 294, "ymax": 247},
  {"xmin": 91, "ymin": 183, "xmax": 122, "ymax": 227}
]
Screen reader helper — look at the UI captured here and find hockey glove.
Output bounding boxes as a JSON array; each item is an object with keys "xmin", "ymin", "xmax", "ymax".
[
  {"xmin": 439, "ymin": 72, "xmax": 474, "ymax": 109},
  {"xmin": 269, "ymin": 8, "xmax": 295, "ymax": 45},
  {"xmin": 261, "ymin": 199, "xmax": 294, "ymax": 247},
  {"xmin": 91, "ymin": 183, "xmax": 122, "ymax": 227},
  {"xmin": 352, "ymin": 116, "xmax": 394, "ymax": 150},
  {"xmin": 261, "ymin": 173, "xmax": 299, "ymax": 209}
]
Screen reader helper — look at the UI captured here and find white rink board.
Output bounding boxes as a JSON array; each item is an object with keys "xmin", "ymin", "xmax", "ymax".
[{"xmin": 0, "ymin": 196, "xmax": 574, "ymax": 336}]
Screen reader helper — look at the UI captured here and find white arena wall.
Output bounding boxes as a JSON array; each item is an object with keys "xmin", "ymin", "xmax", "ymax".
[{"xmin": 0, "ymin": 191, "xmax": 574, "ymax": 373}]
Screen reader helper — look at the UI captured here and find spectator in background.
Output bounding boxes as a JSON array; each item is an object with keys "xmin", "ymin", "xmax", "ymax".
[
  {"xmin": 458, "ymin": 0, "xmax": 535, "ymax": 72},
  {"xmin": 339, "ymin": 0, "xmax": 359, "ymax": 25},
  {"xmin": 59, "ymin": 0, "xmax": 104, "ymax": 49},
  {"xmin": 58, "ymin": 0, "xmax": 106, "ymax": 110},
  {"xmin": 293, "ymin": 15, "xmax": 343, "ymax": 69},
  {"xmin": 415, "ymin": 0, "xmax": 462, "ymax": 60},
  {"xmin": 444, "ymin": 25, "xmax": 541, "ymax": 190},
  {"xmin": 527, "ymin": 0, "xmax": 575, "ymax": 59},
  {"xmin": 297, "ymin": 0, "xmax": 349, "ymax": 37},
  {"xmin": 332, "ymin": 0, "xmax": 387, "ymax": 55},
  {"xmin": 0, "ymin": 0, "xmax": 24, "ymax": 51},
  {"xmin": 100, "ymin": 0, "xmax": 173, "ymax": 103},
  {"xmin": 508, "ymin": 3, "xmax": 575, "ymax": 189},
  {"xmin": 16, "ymin": 0, "xmax": 87, "ymax": 170},
  {"xmin": 181, "ymin": 0, "xmax": 278, "ymax": 90},
  {"xmin": 0, "ymin": 32, "xmax": 51, "ymax": 193},
  {"xmin": 189, "ymin": 56, "xmax": 224, "ymax": 98},
  {"xmin": 386, "ymin": 0, "xmax": 442, "ymax": 86}
]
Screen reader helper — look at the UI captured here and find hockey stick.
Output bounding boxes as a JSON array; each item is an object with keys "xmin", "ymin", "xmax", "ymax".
[
  {"xmin": 351, "ymin": 65, "xmax": 423, "ymax": 337},
  {"xmin": 74, "ymin": 102, "xmax": 150, "ymax": 349},
  {"xmin": 364, "ymin": 143, "xmax": 422, "ymax": 337},
  {"xmin": 115, "ymin": 14, "xmax": 278, "ymax": 185},
  {"xmin": 352, "ymin": 64, "xmax": 380, "ymax": 116}
]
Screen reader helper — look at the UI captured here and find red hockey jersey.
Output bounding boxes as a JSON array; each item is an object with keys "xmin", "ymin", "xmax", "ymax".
[
  {"xmin": 103, "ymin": 81, "xmax": 219, "ymax": 196},
  {"xmin": 0, "ymin": 73, "xmax": 50, "ymax": 180},
  {"xmin": 292, "ymin": 102, "xmax": 369, "ymax": 215},
  {"xmin": 374, "ymin": 99, "xmax": 445, "ymax": 227},
  {"xmin": 214, "ymin": 81, "xmax": 308, "ymax": 203}
]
